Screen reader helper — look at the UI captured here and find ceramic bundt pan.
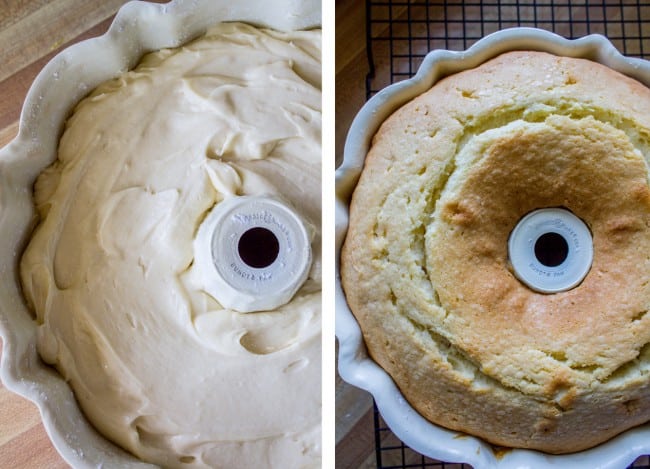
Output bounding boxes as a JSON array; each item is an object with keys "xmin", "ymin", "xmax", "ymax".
[
  {"xmin": 0, "ymin": 0, "xmax": 319, "ymax": 467},
  {"xmin": 336, "ymin": 28, "xmax": 650, "ymax": 469}
]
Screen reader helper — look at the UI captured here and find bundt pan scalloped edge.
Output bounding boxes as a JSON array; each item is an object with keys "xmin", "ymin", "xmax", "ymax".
[
  {"xmin": 0, "ymin": 0, "xmax": 319, "ymax": 467},
  {"xmin": 336, "ymin": 27, "xmax": 650, "ymax": 469}
]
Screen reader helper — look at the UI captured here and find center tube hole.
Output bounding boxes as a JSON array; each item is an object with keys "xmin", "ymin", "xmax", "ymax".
[
  {"xmin": 534, "ymin": 232, "xmax": 569, "ymax": 267},
  {"xmin": 238, "ymin": 227, "xmax": 280, "ymax": 269}
]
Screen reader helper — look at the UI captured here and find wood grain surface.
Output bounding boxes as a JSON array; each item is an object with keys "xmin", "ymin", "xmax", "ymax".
[
  {"xmin": 334, "ymin": 0, "xmax": 378, "ymax": 466},
  {"xmin": 0, "ymin": 1, "xmax": 166, "ymax": 468}
]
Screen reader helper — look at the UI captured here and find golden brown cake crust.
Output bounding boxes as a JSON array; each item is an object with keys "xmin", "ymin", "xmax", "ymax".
[{"xmin": 341, "ymin": 51, "xmax": 650, "ymax": 453}]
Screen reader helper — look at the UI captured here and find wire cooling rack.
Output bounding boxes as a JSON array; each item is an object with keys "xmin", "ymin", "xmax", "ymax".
[
  {"xmin": 364, "ymin": 1, "xmax": 650, "ymax": 468},
  {"xmin": 366, "ymin": 0, "xmax": 650, "ymax": 98}
]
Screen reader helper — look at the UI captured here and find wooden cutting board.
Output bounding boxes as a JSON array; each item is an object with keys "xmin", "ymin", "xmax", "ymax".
[{"xmin": 0, "ymin": 2, "xmax": 166, "ymax": 467}]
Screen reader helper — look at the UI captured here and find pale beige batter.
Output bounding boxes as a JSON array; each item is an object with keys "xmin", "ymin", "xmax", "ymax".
[{"xmin": 20, "ymin": 22, "xmax": 321, "ymax": 468}]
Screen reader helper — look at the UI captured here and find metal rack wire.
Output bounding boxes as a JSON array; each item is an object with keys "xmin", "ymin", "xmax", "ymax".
[
  {"xmin": 366, "ymin": 0, "xmax": 650, "ymax": 98},
  {"xmin": 364, "ymin": 1, "xmax": 650, "ymax": 467}
]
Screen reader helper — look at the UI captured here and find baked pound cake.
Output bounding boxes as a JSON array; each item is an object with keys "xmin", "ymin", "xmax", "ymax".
[
  {"xmin": 20, "ymin": 23, "xmax": 321, "ymax": 468},
  {"xmin": 341, "ymin": 51, "xmax": 650, "ymax": 453}
]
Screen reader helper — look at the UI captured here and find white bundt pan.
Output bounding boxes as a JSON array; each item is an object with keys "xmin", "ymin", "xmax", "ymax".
[
  {"xmin": 0, "ymin": 0, "xmax": 319, "ymax": 467},
  {"xmin": 336, "ymin": 28, "xmax": 650, "ymax": 469}
]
